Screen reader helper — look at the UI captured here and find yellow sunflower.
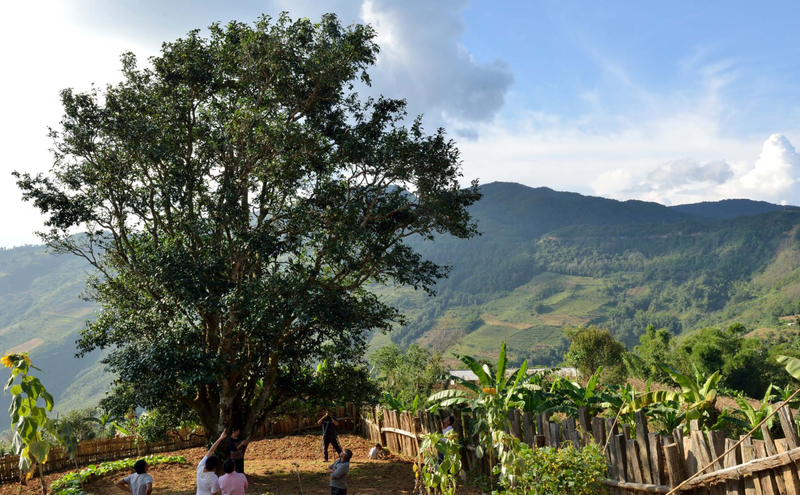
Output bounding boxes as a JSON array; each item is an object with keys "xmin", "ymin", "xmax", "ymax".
[{"xmin": 1, "ymin": 353, "xmax": 29, "ymax": 369}]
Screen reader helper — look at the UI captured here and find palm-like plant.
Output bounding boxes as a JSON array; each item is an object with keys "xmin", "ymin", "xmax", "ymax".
[
  {"xmin": 733, "ymin": 385, "xmax": 774, "ymax": 439},
  {"xmin": 428, "ymin": 342, "xmax": 533, "ymax": 492},
  {"xmin": 772, "ymin": 383, "xmax": 800, "ymax": 409},
  {"xmin": 87, "ymin": 410, "xmax": 119, "ymax": 438},
  {"xmin": 542, "ymin": 368, "xmax": 608, "ymax": 419},
  {"xmin": 621, "ymin": 364, "xmax": 722, "ymax": 429},
  {"xmin": 646, "ymin": 400, "xmax": 686, "ymax": 434}
]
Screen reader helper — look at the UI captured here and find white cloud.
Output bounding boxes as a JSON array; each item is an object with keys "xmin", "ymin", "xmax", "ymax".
[
  {"xmin": 358, "ymin": 0, "xmax": 513, "ymax": 127},
  {"xmin": 591, "ymin": 134, "xmax": 800, "ymax": 206},
  {"xmin": 0, "ymin": 0, "xmax": 512, "ymax": 247},
  {"xmin": 0, "ymin": 2, "xmax": 154, "ymax": 247},
  {"xmin": 736, "ymin": 134, "xmax": 800, "ymax": 197}
]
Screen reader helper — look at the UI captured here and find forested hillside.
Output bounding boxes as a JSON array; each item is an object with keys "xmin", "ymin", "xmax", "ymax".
[
  {"xmin": 2, "ymin": 181, "xmax": 796, "ymax": 409},
  {"xmin": 0, "ymin": 246, "xmax": 109, "ymax": 414},
  {"xmin": 384, "ymin": 183, "xmax": 799, "ymax": 365},
  {"xmin": 670, "ymin": 198, "xmax": 785, "ymax": 219}
]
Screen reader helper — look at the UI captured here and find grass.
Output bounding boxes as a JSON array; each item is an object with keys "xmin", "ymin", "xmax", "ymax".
[{"xmin": 450, "ymin": 323, "xmax": 564, "ymax": 364}]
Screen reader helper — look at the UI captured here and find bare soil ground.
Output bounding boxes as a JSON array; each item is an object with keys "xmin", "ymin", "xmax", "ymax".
[{"xmin": 0, "ymin": 433, "xmax": 481, "ymax": 495}]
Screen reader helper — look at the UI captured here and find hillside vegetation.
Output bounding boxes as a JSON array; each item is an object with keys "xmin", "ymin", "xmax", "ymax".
[
  {"xmin": 0, "ymin": 245, "xmax": 109, "ymax": 414},
  {"xmin": 387, "ymin": 183, "xmax": 800, "ymax": 364},
  {"xmin": 2, "ymin": 182, "xmax": 797, "ymax": 409}
]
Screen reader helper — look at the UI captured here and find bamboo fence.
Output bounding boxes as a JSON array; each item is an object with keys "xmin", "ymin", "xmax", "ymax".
[
  {"xmin": 0, "ymin": 403, "xmax": 360, "ymax": 484},
  {"xmin": 361, "ymin": 404, "xmax": 800, "ymax": 494}
]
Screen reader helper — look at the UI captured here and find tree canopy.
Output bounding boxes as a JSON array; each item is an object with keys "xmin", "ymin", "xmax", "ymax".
[
  {"xmin": 562, "ymin": 325, "xmax": 627, "ymax": 383},
  {"xmin": 14, "ymin": 14, "xmax": 480, "ymax": 436}
]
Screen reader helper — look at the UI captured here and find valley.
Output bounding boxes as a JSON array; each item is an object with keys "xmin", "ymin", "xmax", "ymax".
[{"xmin": 2, "ymin": 181, "xmax": 799, "ymax": 412}]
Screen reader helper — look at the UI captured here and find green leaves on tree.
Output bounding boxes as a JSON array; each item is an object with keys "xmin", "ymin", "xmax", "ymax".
[{"xmin": 14, "ymin": 13, "xmax": 479, "ymax": 437}]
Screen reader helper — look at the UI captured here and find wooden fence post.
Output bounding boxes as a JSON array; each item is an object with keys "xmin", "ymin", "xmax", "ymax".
[{"xmin": 634, "ymin": 411, "xmax": 653, "ymax": 484}]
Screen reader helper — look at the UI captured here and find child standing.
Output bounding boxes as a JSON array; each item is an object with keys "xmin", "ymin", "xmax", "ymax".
[
  {"xmin": 197, "ymin": 431, "xmax": 227, "ymax": 495},
  {"xmin": 219, "ymin": 458, "xmax": 248, "ymax": 495},
  {"xmin": 115, "ymin": 459, "xmax": 153, "ymax": 495}
]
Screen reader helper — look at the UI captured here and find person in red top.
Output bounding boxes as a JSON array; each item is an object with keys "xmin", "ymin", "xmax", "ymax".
[{"xmin": 218, "ymin": 459, "xmax": 248, "ymax": 495}]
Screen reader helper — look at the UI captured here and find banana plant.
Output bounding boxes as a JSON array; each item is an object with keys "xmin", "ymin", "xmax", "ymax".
[
  {"xmin": 381, "ymin": 392, "xmax": 405, "ymax": 411},
  {"xmin": 646, "ymin": 400, "xmax": 686, "ymax": 434},
  {"xmin": 427, "ymin": 342, "xmax": 532, "ymax": 415},
  {"xmin": 541, "ymin": 368, "xmax": 608, "ymax": 419},
  {"xmin": 381, "ymin": 392, "xmax": 421, "ymax": 414},
  {"xmin": 620, "ymin": 364, "xmax": 721, "ymax": 428},
  {"xmin": 776, "ymin": 355, "xmax": 800, "ymax": 432},
  {"xmin": 427, "ymin": 342, "xmax": 533, "ymax": 493},
  {"xmin": 733, "ymin": 386, "xmax": 774, "ymax": 439},
  {"xmin": 517, "ymin": 372, "xmax": 550, "ymax": 414}
]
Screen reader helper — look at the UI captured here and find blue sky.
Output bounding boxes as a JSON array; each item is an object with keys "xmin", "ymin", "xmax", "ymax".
[
  {"xmin": 1, "ymin": 0, "xmax": 799, "ymax": 247},
  {"xmin": 462, "ymin": 1, "xmax": 800, "ymax": 135}
]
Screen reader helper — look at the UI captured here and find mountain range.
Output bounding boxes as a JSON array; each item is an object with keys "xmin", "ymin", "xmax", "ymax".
[{"xmin": 1, "ymin": 182, "xmax": 797, "ymax": 413}]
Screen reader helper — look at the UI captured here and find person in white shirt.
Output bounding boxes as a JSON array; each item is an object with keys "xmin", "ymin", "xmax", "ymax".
[
  {"xmin": 368, "ymin": 443, "xmax": 384, "ymax": 459},
  {"xmin": 442, "ymin": 415, "xmax": 455, "ymax": 435},
  {"xmin": 197, "ymin": 430, "xmax": 227, "ymax": 495},
  {"xmin": 438, "ymin": 415, "xmax": 456, "ymax": 464},
  {"xmin": 116, "ymin": 459, "xmax": 153, "ymax": 495}
]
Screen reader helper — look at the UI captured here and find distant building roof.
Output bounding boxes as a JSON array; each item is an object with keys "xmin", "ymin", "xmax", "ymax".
[{"xmin": 449, "ymin": 369, "xmax": 479, "ymax": 381}]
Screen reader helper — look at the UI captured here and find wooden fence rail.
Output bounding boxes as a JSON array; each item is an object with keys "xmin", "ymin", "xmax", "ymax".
[
  {"xmin": 360, "ymin": 404, "xmax": 800, "ymax": 494},
  {"xmin": 0, "ymin": 403, "xmax": 360, "ymax": 484}
]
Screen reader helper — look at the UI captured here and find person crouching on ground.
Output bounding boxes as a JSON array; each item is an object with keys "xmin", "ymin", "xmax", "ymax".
[
  {"xmin": 368, "ymin": 443, "xmax": 384, "ymax": 459},
  {"xmin": 317, "ymin": 411, "xmax": 342, "ymax": 462},
  {"xmin": 116, "ymin": 459, "xmax": 152, "ymax": 495},
  {"xmin": 328, "ymin": 449, "xmax": 353, "ymax": 495},
  {"xmin": 197, "ymin": 431, "xmax": 226, "ymax": 495},
  {"xmin": 219, "ymin": 458, "xmax": 248, "ymax": 495}
]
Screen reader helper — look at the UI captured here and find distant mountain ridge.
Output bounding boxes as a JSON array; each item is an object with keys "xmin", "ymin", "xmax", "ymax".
[
  {"xmin": 3, "ymin": 181, "xmax": 800, "ymax": 411},
  {"xmin": 670, "ymin": 198, "xmax": 786, "ymax": 220}
]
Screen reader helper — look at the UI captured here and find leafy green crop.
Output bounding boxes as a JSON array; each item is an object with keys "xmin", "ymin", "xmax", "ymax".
[{"xmin": 50, "ymin": 454, "xmax": 186, "ymax": 495}]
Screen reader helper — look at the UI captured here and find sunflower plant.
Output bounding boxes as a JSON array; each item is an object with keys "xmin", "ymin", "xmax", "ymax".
[{"xmin": 3, "ymin": 352, "xmax": 77, "ymax": 494}]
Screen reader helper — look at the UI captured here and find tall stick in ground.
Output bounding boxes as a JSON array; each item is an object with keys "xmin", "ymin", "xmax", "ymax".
[{"xmin": 291, "ymin": 462, "xmax": 305, "ymax": 495}]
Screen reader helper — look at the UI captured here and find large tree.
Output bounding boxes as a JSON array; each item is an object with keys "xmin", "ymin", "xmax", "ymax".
[{"xmin": 15, "ymin": 14, "xmax": 480, "ymax": 436}]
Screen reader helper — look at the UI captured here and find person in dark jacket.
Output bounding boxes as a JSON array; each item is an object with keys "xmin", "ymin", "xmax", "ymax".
[
  {"xmin": 225, "ymin": 427, "xmax": 250, "ymax": 474},
  {"xmin": 317, "ymin": 411, "xmax": 342, "ymax": 462}
]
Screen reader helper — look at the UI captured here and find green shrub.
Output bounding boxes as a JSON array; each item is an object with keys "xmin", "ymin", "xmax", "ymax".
[{"xmin": 509, "ymin": 443, "xmax": 608, "ymax": 495}]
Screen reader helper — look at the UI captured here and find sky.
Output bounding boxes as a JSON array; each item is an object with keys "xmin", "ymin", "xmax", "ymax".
[{"xmin": 2, "ymin": 0, "xmax": 800, "ymax": 247}]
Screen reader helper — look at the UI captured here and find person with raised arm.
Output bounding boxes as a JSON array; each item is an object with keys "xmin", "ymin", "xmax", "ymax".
[
  {"xmin": 317, "ymin": 411, "xmax": 342, "ymax": 462},
  {"xmin": 197, "ymin": 430, "xmax": 226, "ymax": 495}
]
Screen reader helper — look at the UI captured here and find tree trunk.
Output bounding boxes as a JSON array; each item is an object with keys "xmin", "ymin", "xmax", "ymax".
[{"xmin": 38, "ymin": 462, "xmax": 46, "ymax": 495}]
